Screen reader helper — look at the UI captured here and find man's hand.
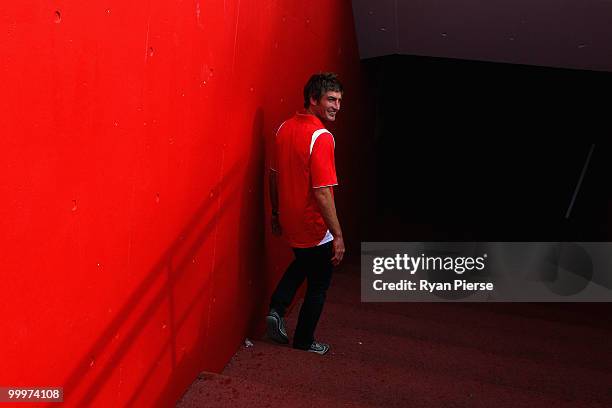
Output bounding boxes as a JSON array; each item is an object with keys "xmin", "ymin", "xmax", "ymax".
[
  {"xmin": 271, "ymin": 214, "xmax": 282, "ymax": 236},
  {"xmin": 331, "ymin": 236, "xmax": 345, "ymax": 266},
  {"xmin": 269, "ymin": 171, "xmax": 281, "ymax": 236},
  {"xmin": 312, "ymin": 186, "xmax": 344, "ymax": 266}
]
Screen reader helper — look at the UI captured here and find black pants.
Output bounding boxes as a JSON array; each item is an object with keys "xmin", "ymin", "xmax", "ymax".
[{"xmin": 269, "ymin": 242, "xmax": 333, "ymax": 349}]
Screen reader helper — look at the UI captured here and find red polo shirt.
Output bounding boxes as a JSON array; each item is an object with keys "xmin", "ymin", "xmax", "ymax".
[{"xmin": 270, "ymin": 111, "xmax": 338, "ymax": 248}]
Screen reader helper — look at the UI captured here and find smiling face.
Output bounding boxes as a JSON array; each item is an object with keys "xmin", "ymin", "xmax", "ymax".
[{"xmin": 309, "ymin": 91, "xmax": 342, "ymax": 122}]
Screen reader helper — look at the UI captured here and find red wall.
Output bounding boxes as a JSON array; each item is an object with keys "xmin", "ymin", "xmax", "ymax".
[{"xmin": 0, "ymin": 1, "xmax": 369, "ymax": 406}]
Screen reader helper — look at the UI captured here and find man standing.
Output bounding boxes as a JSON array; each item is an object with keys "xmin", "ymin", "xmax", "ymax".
[{"xmin": 266, "ymin": 73, "xmax": 345, "ymax": 355}]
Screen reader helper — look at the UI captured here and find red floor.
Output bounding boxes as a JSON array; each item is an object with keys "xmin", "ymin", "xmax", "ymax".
[{"xmin": 177, "ymin": 259, "xmax": 612, "ymax": 407}]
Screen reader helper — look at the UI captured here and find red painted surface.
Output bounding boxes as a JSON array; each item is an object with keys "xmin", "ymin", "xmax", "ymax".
[{"xmin": 0, "ymin": 1, "xmax": 369, "ymax": 406}]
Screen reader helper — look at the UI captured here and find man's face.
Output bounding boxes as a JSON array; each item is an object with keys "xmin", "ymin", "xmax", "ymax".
[{"xmin": 310, "ymin": 91, "xmax": 342, "ymax": 122}]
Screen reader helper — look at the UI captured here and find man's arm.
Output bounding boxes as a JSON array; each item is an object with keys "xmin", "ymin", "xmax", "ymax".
[
  {"xmin": 269, "ymin": 171, "xmax": 281, "ymax": 236},
  {"xmin": 313, "ymin": 186, "xmax": 345, "ymax": 265}
]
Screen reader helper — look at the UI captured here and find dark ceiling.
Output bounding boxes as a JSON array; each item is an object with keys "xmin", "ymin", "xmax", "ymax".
[{"xmin": 352, "ymin": 0, "xmax": 612, "ymax": 72}]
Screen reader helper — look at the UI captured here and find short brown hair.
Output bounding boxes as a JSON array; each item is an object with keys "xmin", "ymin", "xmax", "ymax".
[{"xmin": 303, "ymin": 72, "xmax": 343, "ymax": 109}]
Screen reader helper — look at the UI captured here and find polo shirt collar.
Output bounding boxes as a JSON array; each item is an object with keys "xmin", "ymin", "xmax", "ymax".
[{"xmin": 295, "ymin": 110, "xmax": 325, "ymax": 128}]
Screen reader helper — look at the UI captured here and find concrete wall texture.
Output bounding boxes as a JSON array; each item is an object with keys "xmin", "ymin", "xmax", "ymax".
[{"xmin": 0, "ymin": 1, "xmax": 369, "ymax": 406}]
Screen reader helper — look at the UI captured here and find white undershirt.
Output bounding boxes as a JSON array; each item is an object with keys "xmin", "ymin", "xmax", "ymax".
[{"xmin": 318, "ymin": 230, "xmax": 334, "ymax": 246}]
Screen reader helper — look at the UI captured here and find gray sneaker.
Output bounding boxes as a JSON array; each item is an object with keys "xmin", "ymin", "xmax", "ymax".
[
  {"xmin": 266, "ymin": 309, "xmax": 289, "ymax": 344},
  {"xmin": 306, "ymin": 341, "xmax": 330, "ymax": 355}
]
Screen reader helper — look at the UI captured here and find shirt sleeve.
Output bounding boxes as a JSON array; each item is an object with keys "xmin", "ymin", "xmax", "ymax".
[
  {"xmin": 269, "ymin": 122, "xmax": 285, "ymax": 172},
  {"xmin": 310, "ymin": 132, "xmax": 338, "ymax": 188}
]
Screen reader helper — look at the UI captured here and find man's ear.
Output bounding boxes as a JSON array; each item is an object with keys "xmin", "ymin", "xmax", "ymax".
[{"xmin": 309, "ymin": 96, "xmax": 318, "ymax": 106}]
